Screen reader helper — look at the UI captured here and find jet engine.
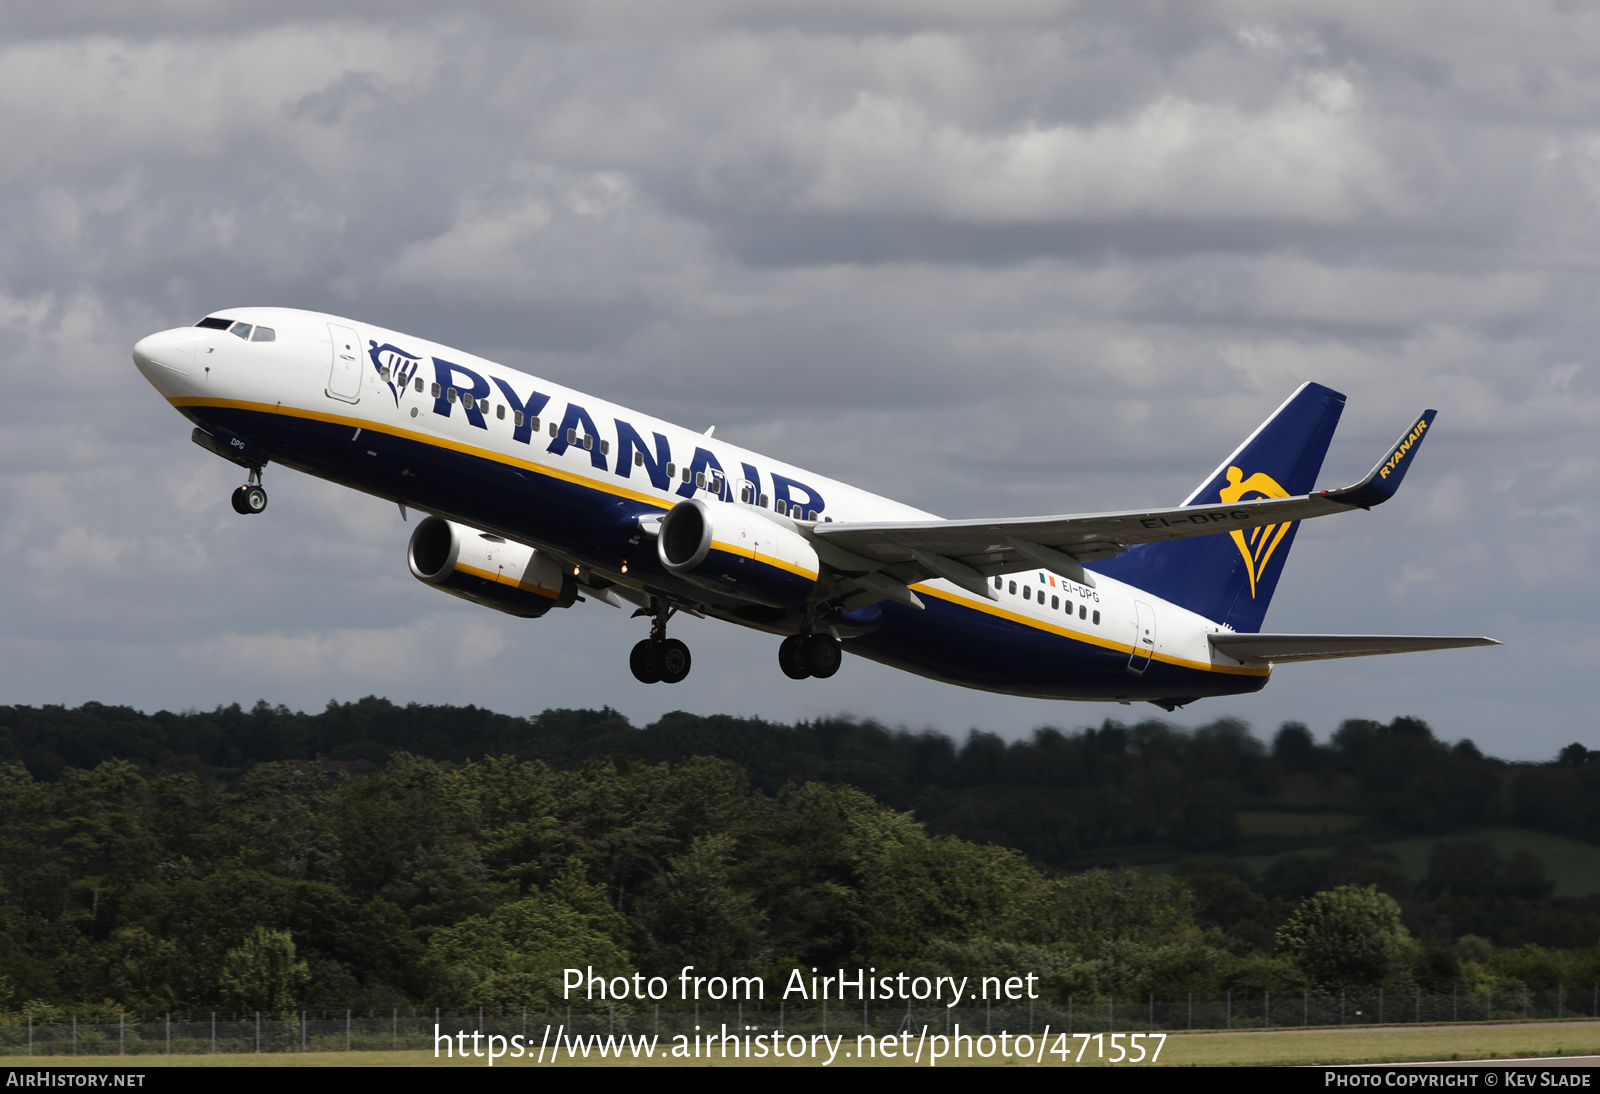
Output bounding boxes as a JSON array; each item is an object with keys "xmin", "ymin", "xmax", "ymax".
[
  {"xmin": 657, "ymin": 498, "xmax": 820, "ymax": 608},
  {"xmin": 407, "ymin": 516, "xmax": 576, "ymax": 618}
]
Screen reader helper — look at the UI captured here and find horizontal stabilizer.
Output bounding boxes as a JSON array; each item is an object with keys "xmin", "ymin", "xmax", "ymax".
[{"xmin": 1210, "ymin": 632, "xmax": 1499, "ymax": 664}]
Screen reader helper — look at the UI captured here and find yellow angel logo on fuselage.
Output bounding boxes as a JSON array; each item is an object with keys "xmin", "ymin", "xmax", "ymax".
[{"xmin": 1219, "ymin": 467, "xmax": 1292, "ymax": 597}]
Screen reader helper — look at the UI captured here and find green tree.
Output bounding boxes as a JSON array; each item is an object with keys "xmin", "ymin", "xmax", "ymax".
[
  {"xmin": 641, "ymin": 833, "xmax": 766, "ymax": 974},
  {"xmin": 428, "ymin": 872, "xmax": 631, "ymax": 1011},
  {"xmin": 1008, "ymin": 869, "xmax": 1199, "ymax": 958},
  {"xmin": 218, "ymin": 927, "xmax": 309, "ymax": 1016},
  {"xmin": 52, "ymin": 761, "xmax": 159, "ymax": 921},
  {"xmin": 104, "ymin": 927, "xmax": 179, "ymax": 1016},
  {"xmin": 1276, "ymin": 884, "xmax": 1407, "ymax": 990}
]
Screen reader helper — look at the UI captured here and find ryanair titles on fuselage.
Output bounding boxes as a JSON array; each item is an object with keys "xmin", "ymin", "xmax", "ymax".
[{"xmin": 368, "ymin": 339, "xmax": 831, "ymax": 519}]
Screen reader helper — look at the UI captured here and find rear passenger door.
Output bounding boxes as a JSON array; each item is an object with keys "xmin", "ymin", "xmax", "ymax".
[{"xmin": 1127, "ymin": 600, "xmax": 1156, "ymax": 674}]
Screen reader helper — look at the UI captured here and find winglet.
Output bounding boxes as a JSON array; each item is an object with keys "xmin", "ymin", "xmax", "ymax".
[{"xmin": 1323, "ymin": 410, "xmax": 1437, "ymax": 509}]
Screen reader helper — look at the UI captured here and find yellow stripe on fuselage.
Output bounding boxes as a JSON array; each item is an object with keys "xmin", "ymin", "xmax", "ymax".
[
  {"xmin": 910, "ymin": 585, "xmax": 1270, "ymax": 678},
  {"xmin": 172, "ymin": 396, "xmax": 679, "ymax": 510},
  {"xmin": 177, "ymin": 396, "xmax": 1263, "ymax": 678}
]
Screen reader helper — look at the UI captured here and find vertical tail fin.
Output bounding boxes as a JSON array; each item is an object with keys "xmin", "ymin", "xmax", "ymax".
[{"xmin": 1089, "ymin": 382, "xmax": 1346, "ymax": 633}]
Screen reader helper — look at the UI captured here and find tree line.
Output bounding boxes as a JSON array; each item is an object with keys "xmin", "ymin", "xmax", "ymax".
[
  {"xmin": 0, "ymin": 701, "xmax": 1597, "ymax": 1020},
  {"xmin": 3, "ymin": 700, "xmax": 1596, "ymax": 858}
]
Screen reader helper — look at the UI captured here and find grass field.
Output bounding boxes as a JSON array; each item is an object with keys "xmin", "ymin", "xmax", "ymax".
[
  {"xmin": 1373, "ymin": 828, "xmax": 1600, "ymax": 898},
  {"xmin": 9, "ymin": 1021, "xmax": 1599, "ymax": 1066},
  {"xmin": 1199, "ymin": 825, "xmax": 1600, "ymax": 898},
  {"xmin": 1235, "ymin": 811, "xmax": 1365, "ymax": 840}
]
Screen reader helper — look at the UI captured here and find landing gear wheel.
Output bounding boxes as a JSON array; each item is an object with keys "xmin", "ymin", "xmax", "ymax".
[
  {"xmin": 651, "ymin": 638, "xmax": 692, "ymax": 684},
  {"xmin": 800, "ymin": 634, "xmax": 842, "ymax": 679},
  {"xmin": 243, "ymin": 484, "xmax": 268, "ymax": 514},
  {"xmin": 779, "ymin": 635, "xmax": 811, "ymax": 679},
  {"xmin": 230, "ymin": 485, "xmax": 252, "ymax": 514},
  {"xmin": 629, "ymin": 639, "xmax": 661, "ymax": 684}
]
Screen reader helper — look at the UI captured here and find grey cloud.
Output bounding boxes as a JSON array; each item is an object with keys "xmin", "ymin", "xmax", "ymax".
[{"xmin": 0, "ymin": 4, "xmax": 1595, "ymax": 759}]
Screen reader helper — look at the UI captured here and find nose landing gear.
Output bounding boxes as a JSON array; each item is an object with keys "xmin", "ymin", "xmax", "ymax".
[
  {"xmin": 630, "ymin": 597, "xmax": 692, "ymax": 684},
  {"xmin": 230, "ymin": 469, "xmax": 268, "ymax": 515}
]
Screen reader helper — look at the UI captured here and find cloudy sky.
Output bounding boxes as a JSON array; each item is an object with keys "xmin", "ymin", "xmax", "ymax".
[{"xmin": 2, "ymin": 1, "xmax": 1594, "ymax": 759}]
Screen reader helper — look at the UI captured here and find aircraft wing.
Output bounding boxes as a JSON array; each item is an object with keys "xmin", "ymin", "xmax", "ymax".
[
  {"xmin": 808, "ymin": 410, "xmax": 1436, "ymax": 605},
  {"xmin": 1208, "ymin": 633, "xmax": 1499, "ymax": 663}
]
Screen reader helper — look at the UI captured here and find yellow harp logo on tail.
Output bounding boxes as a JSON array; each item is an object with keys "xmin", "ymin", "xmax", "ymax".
[{"xmin": 1219, "ymin": 467, "xmax": 1292, "ymax": 598}]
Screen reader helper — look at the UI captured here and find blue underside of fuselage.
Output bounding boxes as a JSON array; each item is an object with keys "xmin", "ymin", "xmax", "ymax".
[{"xmin": 191, "ymin": 403, "xmax": 1266, "ymax": 702}]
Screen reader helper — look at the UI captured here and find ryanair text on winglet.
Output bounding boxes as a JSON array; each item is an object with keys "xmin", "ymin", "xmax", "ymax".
[{"xmin": 1379, "ymin": 417, "xmax": 1429, "ymax": 480}]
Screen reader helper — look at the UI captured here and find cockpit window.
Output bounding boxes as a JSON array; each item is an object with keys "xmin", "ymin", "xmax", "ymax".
[
  {"xmin": 229, "ymin": 322, "xmax": 252, "ymax": 340},
  {"xmin": 196, "ymin": 316, "xmax": 233, "ymax": 330},
  {"xmin": 250, "ymin": 326, "xmax": 276, "ymax": 342}
]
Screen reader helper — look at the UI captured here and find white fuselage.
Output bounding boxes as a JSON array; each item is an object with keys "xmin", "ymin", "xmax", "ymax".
[{"xmin": 133, "ymin": 307, "xmax": 1266, "ymax": 703}]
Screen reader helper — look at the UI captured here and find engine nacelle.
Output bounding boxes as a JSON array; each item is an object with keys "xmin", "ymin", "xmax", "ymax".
[
  {"xmin": 408, "ymin": 516, "xmax": 575, "ymax": 618},
  {"xmin": 658, "ymin": 498, "xmax": 820, "ymax": 608}
]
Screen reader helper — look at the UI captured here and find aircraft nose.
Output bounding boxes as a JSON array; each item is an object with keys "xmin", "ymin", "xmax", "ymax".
[{"xmin": 132, "ymin": 329, "xmax": 196, "ymax": 380}]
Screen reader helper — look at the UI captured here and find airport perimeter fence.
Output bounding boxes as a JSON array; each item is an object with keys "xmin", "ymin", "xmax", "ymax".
[{"xmin": 3, "ymin": 987, "xmax": 1600, "ymax": 1057}]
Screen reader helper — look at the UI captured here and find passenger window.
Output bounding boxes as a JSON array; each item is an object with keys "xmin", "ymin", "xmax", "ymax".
[
  {"xmin": 379, "ymin": 366, "xmax": 391, "ymax": 381},
  {"xmin": 994, "ymin": 576, "xmax": 1003, "ymax": 590},
  {"xmin": 807, "ymin": 509, "xmax": 818, "ymax": 521},
  {"xmin": 1093, "ymin": 610, "xmax": 1101, "ymax": 625},
  {"xmin": 549, "ymin": 422, "xmax": 558, "ymax": 438},
  {"xmin": 1008, "ymin": 581, "xmax": 1017, "ymax": 595},
  {"xmin": 740, "ymin": 485, "xmax": 753, "ymax": 504},
  {"xmin": 463, "ymin": 394, "xmax": 474, "ymax": 410},
  {"xmin": 514, "ymin": 410, "xmax": 523, "ymax": 426},
  {"xmin": 1079, "ymin": 604, "xmax": 1086, "ymax": 619},
  {"xmin": 1023, "ymin": 586, "xmax": 1031, "ymax": 601},
  {"xmin": 230, "ymin": 322, "xmax": 252, "ymax": 340},
  {"xmin": 583, "ymin": 434, "xmax": 593, "ymax": 451},
  {"xmin": 600, "ymin": 440, "xmax": 610, "ymax": 456},
  {"xmin": 431, "ymin": 382, "xmax": 441, "ymax": 398},
  {"xmin": 529, "ymin": 417, "xmax": 539, "ymax": 432},
  {"xmin": 759, "ymin": 494, "xmax": 770, "ymax": 509},
  {"xmin": 567, "ymin": 428, "xmax": 577, "ymax": 444},
  {"xmin": 496, "ymin": 404, "xmax": 505, "ymax": 420},
  {"xmin": 1051, "ymin": 595, "xmax": 1059, "ymax": 610},
  {"xmin": 682, "ymin": 467, "xmax": 692, "ymax": 484},
  {"xmin": 775, "ymin": 499, "xmax": 788, "ymax": 515},
  {"xmin": 666, "ymin": 463, "xmax": 676, "ymax": 478},
  {"xmin": 250, "ymin": 326, "xmax": 276, "ymax": 342},
  {"xmin": 634, "ymin": 451, "xmax": 645, "ymax": 467},
  {"xmin": 448, "ymin": 388, "xmax": 458, "ymax": 403},
  {"xmin": 695, "ymin": 472, "xmax": 706, "ymax": 489},
  {"xmin": 415, "ymin": 378, "xmax": 424, "ymax": 393}
]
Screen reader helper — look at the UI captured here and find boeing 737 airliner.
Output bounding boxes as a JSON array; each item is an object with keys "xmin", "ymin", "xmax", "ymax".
[{"xmin": 132, "ymin": 308, "xmax": 1494, "ymax": 709}]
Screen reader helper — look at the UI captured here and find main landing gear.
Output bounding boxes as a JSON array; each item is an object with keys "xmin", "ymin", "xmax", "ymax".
[
  {"xmin": 229, "ymin": 468, "xmax": 268, "ymax": 515},
  {"xmin": 779, "ymin": 632, "xmax": 842, "ymax": 680},
  {"xmin": 630, "ymin": 597, "xmax": 691, "ymax": 684}
]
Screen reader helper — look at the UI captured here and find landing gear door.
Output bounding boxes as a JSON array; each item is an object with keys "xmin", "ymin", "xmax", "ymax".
[
  {"xmin": 326, "ymin": 324, "xmax": 362, "ymax": 404},
  {"xmin": 1128, "ymin": 600, "xmax": 1156, "ymax": 674}
]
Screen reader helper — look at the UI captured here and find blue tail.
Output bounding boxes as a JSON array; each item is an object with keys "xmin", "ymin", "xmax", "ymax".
[{"xmin": 1089, "ymin": 382, "xmax": 1346, "ymax": 633}]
